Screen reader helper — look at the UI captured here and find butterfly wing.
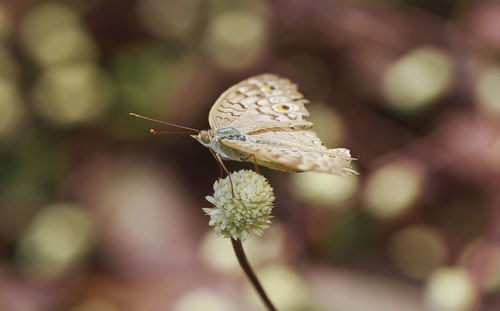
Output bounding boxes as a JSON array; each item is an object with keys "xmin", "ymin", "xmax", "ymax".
[
  {"xmin": 208, "ymin": 74, "xmax": 313, "ymax": 133},
  {"xmin": 220, "ymin": 130, "xmax": 356, "ymax": 174},
  {"xmin": 209, "ymin": 73, "xmax": 355, "ymax": 174}
]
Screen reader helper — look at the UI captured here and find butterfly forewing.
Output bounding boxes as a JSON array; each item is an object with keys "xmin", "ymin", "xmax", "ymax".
[{"xmin": 208, "ymin": 74, "xmax": 311, "ymax": 133}]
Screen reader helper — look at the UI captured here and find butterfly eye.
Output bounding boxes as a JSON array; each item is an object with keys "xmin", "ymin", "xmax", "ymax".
[{"xmin": 200, "ymin": 133, "xmax": 211, "ymax": 144}]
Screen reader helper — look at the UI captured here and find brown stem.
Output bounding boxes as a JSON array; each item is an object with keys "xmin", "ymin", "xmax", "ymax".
[{"xmin": 231, "ymin": 238, "xmax": 277, "ymax": 311}]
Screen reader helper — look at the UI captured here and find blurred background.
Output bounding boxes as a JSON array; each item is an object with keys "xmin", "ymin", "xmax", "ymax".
[{"xmin": 0, "ymin": 0, "xmax": 499, "ymax": 310}]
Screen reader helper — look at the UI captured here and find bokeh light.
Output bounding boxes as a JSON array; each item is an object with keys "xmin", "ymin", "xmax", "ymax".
[
  {"xmin": 201, "ymin": 224, "xmax": 286, "ymax": 274},
  {"xmin": 138, "ymin": 0, "xmax": 203, "ymax": 40},
  {"xmin": 390, "ymin": 225, "xmax": 447, "ymax": 280},
  {"xmin": 292, "ymin": 172, "xmax": 358, "ymax": 207},
  {"xmin": 363, "ymin": 159, "xmax": 424, "ymax": 219},
  {"xmin": 203, "ymin": 10, "xmax": 268, "ymax": 71},
  {"xmin": 173, "ymin": 288, "xmax": 232, "ymax": 311},
  {"xmin": 307, "ymin": 104, "xmax": 345, "ymax": 149},
  {"xmin": 33, "ymin": 63, "xmax": 114, "ymax": 126},
  {"xmin": 424, "ymin": 267, "xmax": 477, "ymax": 311},
  {"xmin": 200, "ymin": 231, "xmax": 238, "ymax": 274},
  {"xmin": 244, "ymin": 265, "xmax": 311, "ymax": 310},
  {"xmin": 474, "ymin": 65, "xmax": 500, "ymax": 117},
  {"xmin": 243, "ymin": 223, "xmax": 286, "ymax": 265},
  {"xmin": 16, "ymin": 202, "xmax": 94, "ymax": 277},
  {"xmin": 20, "ymin": 3, "xmax": 97, "ymax": 67},
  {"xmin": 382, "ymin": 46, "xmax": 454, "ymax": 112}
]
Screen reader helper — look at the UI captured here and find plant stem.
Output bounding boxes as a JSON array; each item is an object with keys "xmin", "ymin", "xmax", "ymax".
[{"xmin": 231, "ymin": 238, "xmax": 277, "ymax": 311}]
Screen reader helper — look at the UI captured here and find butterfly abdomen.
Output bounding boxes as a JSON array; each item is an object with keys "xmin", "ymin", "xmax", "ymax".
[{"xmin": 211, "ymin": 141, "xmax": 250, "ymax": 162}]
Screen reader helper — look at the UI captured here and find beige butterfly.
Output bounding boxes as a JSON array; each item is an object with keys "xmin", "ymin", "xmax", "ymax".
[
  {"xmin": 131, "ymin": 74, "xmax": 355, "ymax": 174},
  {"xmin": 191, "ymin": 74, "xmax": 356, "ymax": 175}
]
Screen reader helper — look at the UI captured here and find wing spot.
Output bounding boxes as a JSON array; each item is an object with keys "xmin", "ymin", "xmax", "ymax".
[
  {"xmin": 272, "ymin": 103, "xmax": 299, "ymax": 112},
  {"xmin": 261, "ymin": 85, "xmax": 275, "ymax": 92},
  {"xmin": 276, "ymin": 104, "xmax": 290, "ymax": 111}
]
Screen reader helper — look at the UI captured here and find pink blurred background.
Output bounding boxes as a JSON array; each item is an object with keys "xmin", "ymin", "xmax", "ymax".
[{"xmin": 0, "ymin": 0, "xmax": 499, "ymax": 310}]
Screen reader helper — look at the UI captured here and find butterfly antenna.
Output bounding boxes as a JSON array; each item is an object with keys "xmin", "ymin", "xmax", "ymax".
[
  {"xmin": 129, "ymin": 113, "xmax": 200, "ymax": 133},
  {"xmin": 150, "ymin": 129, "xmax": 198, "ymax": 134}
]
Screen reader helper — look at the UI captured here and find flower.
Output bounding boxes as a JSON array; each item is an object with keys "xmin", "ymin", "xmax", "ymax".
[{"xmin": 203, "ymin": 170, "xmax": 275, "ymax": 241}]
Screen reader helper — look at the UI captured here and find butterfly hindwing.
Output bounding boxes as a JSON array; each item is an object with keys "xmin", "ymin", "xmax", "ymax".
[{"xmin": 220, "ymin": 135, "xmax": 354, "ymax": 174}]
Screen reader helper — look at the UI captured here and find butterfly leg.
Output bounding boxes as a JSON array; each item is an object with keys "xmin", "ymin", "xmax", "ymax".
[
  {"xmin": 250, "ymin": 154, "xmax": 262, "ymax": 175},
  {"xmin": 209, "ymin": 149, "xmax": 235, "ymax": 197},
  {"xmin": 209, "ymin": 149, "xmax": 224, "ymax": 178}
]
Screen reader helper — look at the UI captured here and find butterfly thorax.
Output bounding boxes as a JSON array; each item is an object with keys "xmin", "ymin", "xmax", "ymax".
[{"xmin": 193, "ymin": 128, "xmax": 250, "ymax": 161}]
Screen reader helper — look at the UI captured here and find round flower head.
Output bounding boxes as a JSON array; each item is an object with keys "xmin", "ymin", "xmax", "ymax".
[{"xmin": 204, "ymin": 170, "xmax": 275, "ymax": 241}]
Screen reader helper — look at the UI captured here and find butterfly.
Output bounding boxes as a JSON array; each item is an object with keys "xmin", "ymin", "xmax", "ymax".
[
  {"xmin": 131, "ymin": 74, "xmax": 355, "ymax": 175},
  {"xmin": 191, "ymin": 74, "xmax": 356, "ymax": 175}
]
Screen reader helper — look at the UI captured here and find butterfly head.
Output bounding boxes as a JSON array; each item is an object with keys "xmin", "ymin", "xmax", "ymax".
[{"xmin": 192, "ymin": 130, "xmax": 215, "ymax": 147}]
